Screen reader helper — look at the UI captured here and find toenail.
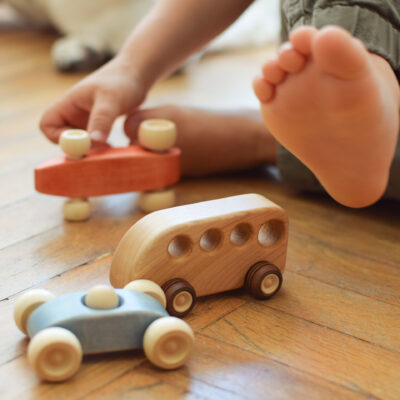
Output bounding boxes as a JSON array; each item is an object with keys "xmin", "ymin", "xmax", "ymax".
[{"xmin": 279, "ymin": 42, "xmax": 292, "ymax": 54}]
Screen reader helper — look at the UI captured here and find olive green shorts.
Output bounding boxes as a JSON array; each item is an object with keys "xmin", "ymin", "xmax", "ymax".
[{"xmin": 277, "ymin": 0, "xmax": 400, "ymax": 200}]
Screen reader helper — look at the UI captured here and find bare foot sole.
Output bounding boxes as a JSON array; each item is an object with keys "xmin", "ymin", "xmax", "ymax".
[
  {"xmin": 253, "ymin": 25, "xmax": 400, "ymax": 207},
  {"xmin": 124, "ymin": 105, "xmax": 278, "ymax": 176}
]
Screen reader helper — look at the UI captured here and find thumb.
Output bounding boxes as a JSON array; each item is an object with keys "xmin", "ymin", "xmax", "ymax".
[{"xmin": 87, "ymin": 92, "xmax": 120, "ymax": 144}]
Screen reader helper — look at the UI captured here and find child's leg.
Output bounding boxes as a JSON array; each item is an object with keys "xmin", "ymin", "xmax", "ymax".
[
  {"xmin": 253, "ymin": 0, "xmax": 400, "ymax": 207},
  {"xmin": 124, "ymin": 105, "xmax": 278, "ymax": 176}
]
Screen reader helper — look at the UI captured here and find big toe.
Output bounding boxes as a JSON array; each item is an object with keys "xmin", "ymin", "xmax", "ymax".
[{"xmin": 312, "ymin": 26, "xmax": 369, "ymax": 79}]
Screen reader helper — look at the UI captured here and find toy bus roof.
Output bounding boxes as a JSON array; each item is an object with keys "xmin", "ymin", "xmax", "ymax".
[{"xmin": 145, "ymin": 193, "xmax": 286, "ymax": 226}]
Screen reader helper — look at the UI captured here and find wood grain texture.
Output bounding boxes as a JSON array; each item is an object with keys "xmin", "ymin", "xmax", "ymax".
[
  {"xmin": 35, "ymin": 146, "xmax": 181, "ymax": 197},
  {"xmin": 1, "ymin": 10, "xmax": 399, "ymax": 400},
  {"xmin": 111, "ymin": 193, "xmax": 288, "ymax": 297}
]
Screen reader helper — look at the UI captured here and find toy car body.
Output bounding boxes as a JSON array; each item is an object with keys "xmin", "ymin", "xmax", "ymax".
[
  {"xmin": 35, "ymin": 120, "xmax": 181, "ymax": 220},
  {"xmin": 110, "ymin": 193, "xmax": 289, "ymax": 317},
  {"xmin": 14, "ymin": 283, "xmax": 194, "ymax": 382},
  {"xmin": 35, "ymin": 145, "xmax": 181, "ymax": 198},
  {"xmin": 27, "ymin": 289, "xmax": 167, "ymax": 353}
]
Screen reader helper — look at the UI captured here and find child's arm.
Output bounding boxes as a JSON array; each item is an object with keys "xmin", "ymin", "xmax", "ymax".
[{"xmin": 40, "ymin": 0, "xmax": 254, "ymax": 144}]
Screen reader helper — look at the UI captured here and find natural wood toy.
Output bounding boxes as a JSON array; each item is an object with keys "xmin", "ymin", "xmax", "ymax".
[
  {"xmin": 14, "ymin": 281, "xmax": 194, "ymax": 382},
  {"xmin": 111, "ymin": 193, "xmax": 289, "ymax": 318},
  {"xmin": 35, "ymin": 119, "xmax": 180, "ymax": 221}
]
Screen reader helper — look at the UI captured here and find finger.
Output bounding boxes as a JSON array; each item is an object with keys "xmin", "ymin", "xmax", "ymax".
[
  {"xmin": 124, "ymin": 106, "xmax": 175, "ymax": 143},
  {"xmin": 87, "ymin": 91, "xmax": 121, "ymax": 143},
  {"xmin": 124, "ymin": 111, "xmax": 147, "ymax": 143},
  {"xmin": 40, "ymin": 99, "xmax": 89, "ymax": 144}
]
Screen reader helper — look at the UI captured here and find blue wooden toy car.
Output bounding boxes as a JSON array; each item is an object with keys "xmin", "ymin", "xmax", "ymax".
[{"xmin": 14, "ymin": 280, "xmax": 194, "ymax": 382}]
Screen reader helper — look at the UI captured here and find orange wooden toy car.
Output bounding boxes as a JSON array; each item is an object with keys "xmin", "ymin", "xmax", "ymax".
[{"xmin": 35, "ymin": 119, "xmax": 181, "ymax": 220}]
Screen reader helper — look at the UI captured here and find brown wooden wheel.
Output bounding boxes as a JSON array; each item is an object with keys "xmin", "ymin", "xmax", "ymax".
[
  {"xmin": 245, "ymin": 262, "xmax": 282, "ymax": 299},
  {"xmin": 162, "ymin": 279, "xmax": 196, "ymax": 318}
]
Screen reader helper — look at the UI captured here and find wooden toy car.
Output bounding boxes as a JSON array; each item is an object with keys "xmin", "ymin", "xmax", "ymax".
[
  {"xmin": 35, "ymin": 119, "xmax": 181, "ymax": 221},
  {"xmin": 110, "ymin": 193, "xmax": 289, "ymax": 317},
  {"xmin": 14, "ymin": 281, "xmax": 194, "ymax": 382}
]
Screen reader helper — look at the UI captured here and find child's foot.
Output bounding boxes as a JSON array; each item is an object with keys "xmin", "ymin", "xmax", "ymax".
[
  {"xmin": 253, "ymin": 26, "xmax": 400, "ymax": 207},
  {"xmin": 124, "ymin": 105, "xmax": 278, "ymax": 176}
]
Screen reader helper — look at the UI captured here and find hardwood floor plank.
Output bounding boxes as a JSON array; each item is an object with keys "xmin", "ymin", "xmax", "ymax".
[
  {"xmin": 81, "ymin": 335, "xmax": 369, "ymax": 400},
  {"xmin": 201, "ymin": 302, "xmax": 400, "ymax": 400},
  {"xmin": 262, "ymin": 270, "xmax": 400, "ymax": 351},
  {"xmin": 0, "ymin": 195, "xmax": 137, "ymax": 300}
]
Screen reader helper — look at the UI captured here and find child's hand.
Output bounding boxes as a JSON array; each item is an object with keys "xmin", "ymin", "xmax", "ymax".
[{"xmin": 40, "ymin": 58, "xmax": 147, "ymax": 145}]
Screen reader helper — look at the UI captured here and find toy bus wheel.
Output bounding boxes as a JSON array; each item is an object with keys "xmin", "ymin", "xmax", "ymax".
[
  {"xmin": 124, "ymin": 280, "xmax": 167, "ymax": 308},
  {"xmin": 59, "ymin": 129, "xmax": 91, "ymax": 160},
  {"xmin": 138, "ymin": 189, "xmax": 176, "ymax": 213},
  {"xmin": 143, "ymin": 316, "xmax": 194, "ymax": 369},
  {"xmin": 14, "ymin": 289, "xmax": 55, "ymax": 335},
  {"xmin": 245, "ymin": 262, "xmax": 282, "ymax": 299},
  {"xmin": 162, "ymin": 279, "xmax": 196, "ymax": 318},
  {"xmin": 138, "ymin": 119, "xmax": 177, "ymax": 152},
  {"xmin": 63, "ymin": 198, "xmax": 91, "ymax": 221},
  {"xmin": 28, "ymin": 327, "xmax": 82, "ymax": 382}
]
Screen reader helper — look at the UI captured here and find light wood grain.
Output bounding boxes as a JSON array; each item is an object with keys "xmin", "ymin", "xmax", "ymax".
[
  {"xmin": 201, "ymin": 301, "xmax": 400, "ymax": 400},
  {"xmin": 111, "ymin": 193, "xmax": 288, "ymax": 297},
  {"xmin": 1, "ymin": 10, "xmax": 399, "ymax": 400}
]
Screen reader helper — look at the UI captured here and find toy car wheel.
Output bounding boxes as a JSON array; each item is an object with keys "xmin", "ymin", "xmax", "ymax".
[
  {"xmin": 138, "ymin": 119, "xmax": 177, "ymax": 152},
  {"xmin": 63, "ymin": 198, "xmax": 91, "ymax": 221},
  {"xmin": 124, "ymin": 279, "xmax": 167, "ymax": 308},
  {"xmin": 245, "ymin": 262, "xmax": 282, "ymax": 299},
  {"xmin": 59, "ymin": 129, "xmax": 91, "ymax": 160},
  {"xmin": 143, "ymin": 316, "xmax": 194, "ymax": 369},
  {"xmin": 14, "ymin": 289, "xmax": 55, "ymax": 335},
  {"xmin": 28, "ymin": 327, "xmax": 82, "ymax": 382},
  {"xmin": 138, "ymin": 189, "xmax": 175, "ymax": 213},
  {"xmin": 162, "ymin": 279, "xmax": 196, "ymax": 318}
]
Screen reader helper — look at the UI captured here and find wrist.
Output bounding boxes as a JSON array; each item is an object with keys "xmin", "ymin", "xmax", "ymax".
[{"xmin": 114, "ymin": 52, "xmax": 157, "ymax": 94}]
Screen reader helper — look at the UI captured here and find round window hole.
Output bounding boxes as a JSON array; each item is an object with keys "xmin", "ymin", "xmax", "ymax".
[
  {"xmin": 168, "ymin": 235, "xmax": 192, "ymax": 258},
  {"xmin": 258, "ymin": 219, "xmax": 285, "ymax": 246},
  {"xmin": 230, "ymin": 223, "xmax": 252, "ymax": 246},
  {"xmin": 200, "ymin": 229, "xmax": 222, "ymax": 252}
]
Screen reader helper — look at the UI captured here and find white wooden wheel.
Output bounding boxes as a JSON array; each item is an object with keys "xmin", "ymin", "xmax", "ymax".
[
  {"xmin": 261, "ymin": 273, "xmax": 280, "ymax": 295},
  {"xmin": 138, "ymin": 119, "xmax": 177, "ymax": 152},
  {"xmin": 143, "ymin": 317, "xmax": 194, "ymax": 370},
  {"xmin": 28, "ymin": 327, "xmax": 82, "ymax": 382},
  {"xmin": 85, "ymin": 285, "xmax": 119, "ymax": 309},
  {"xmin": 14, "ymin": 289, "xmax": 55, "ymax": 335},
  {"xmin": 124, "ymin": 279, "xmax": 167, "ymax": 308},
  {"xmin": 59, "ymin": 129, "xmax": 91, "ymax": 160},
  {"xmin": 172, "ymin": 291, "xmax": 193, "ymax": 313},
  {"xmin": 138, "ymin": 189, "xmax": 175, "ymax": 213},
  {"xmin": 63, "ymin": 198, "xmax": 91, "ymax": 221}
]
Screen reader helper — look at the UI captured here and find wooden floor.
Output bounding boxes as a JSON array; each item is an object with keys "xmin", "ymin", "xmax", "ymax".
[{"xmin": 1, "ymin": 12, "xmax": 400, "ymax": 400}]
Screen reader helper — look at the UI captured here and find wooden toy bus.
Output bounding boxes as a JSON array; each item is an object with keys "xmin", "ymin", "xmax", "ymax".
[{"xmin": 110, "ymin": 193, "xmax": 289, "ymax": 317}]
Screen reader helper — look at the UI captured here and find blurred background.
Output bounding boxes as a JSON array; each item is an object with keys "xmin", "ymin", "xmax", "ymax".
[{"xmin": 0, "ymin": 0, "xmax": 280, "ymax": 72}]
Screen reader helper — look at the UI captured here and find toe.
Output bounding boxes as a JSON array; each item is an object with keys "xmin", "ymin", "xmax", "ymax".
[
  {"xmin": 278, "ymin": 42, "xmax": 306, "ymax": 73},
  {"xmin": 253, "ymin": 76, "xmax": 275, "ymax": 103},
  {"xmin": 313, "ymin": 26, "xmax": 369, "ymax": 79},
  {"xmin": 261, "ymin": 57, "xmax": 286, "ymax": 84},
  {"xmin": 289, "ymin": 26, "xmax": 318, "ymax": 55}
]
